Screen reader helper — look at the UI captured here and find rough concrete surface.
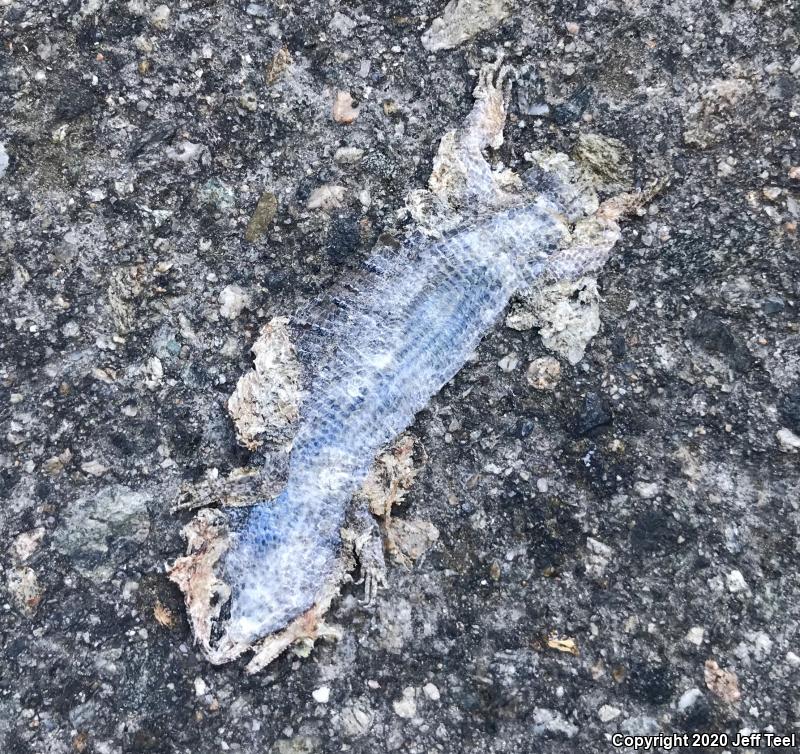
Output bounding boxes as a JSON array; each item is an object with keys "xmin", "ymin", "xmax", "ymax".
[{"xmin": 1, "ymin": 0, "xmax": 799, "ymax": 752}]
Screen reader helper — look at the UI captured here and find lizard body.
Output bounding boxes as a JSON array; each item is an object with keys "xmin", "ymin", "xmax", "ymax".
[{"xmin": 170, "ymin": 57, "xmax": 647, "ymax": 671}]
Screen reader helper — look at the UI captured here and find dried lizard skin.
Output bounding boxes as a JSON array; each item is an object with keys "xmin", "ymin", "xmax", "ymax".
[{"xmin": 171, "ymin": 57, "xmax": 651, "ymax": 669}]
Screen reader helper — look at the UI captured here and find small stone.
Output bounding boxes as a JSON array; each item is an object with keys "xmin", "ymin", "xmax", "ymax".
[
  {"xmin": 498, "ymin": 353, "xmax": 519, "ymax": 372},
  {"xmin": 12, "ymin": 528, "xmax": 45, "ymax": 562},
  {"xmin": 219, "ymin": 285, "xmax": 250, "ymax": 320},
  {"xmin": 197, "ymin": 178, "xmax": 235, "ymax": 212},
  {"xmin": 245, "ymin": 191, "xmax": 278, "ymax": 242},
  {"xmin": 575, "ymin": 392, "xmax": 612, "ymax": 435},
  {"xmin": 167, "ymin": 141, "xmax": 205, "ymax": 163},
  {"xmin": 194, "ymin": 677, "xmax": 208, "ymax": 697},
  {"xmin": 786, "ymin": 651, "xmax": 800, "ymax": 668},
  {"xmin": 505, "ymin": 310, "xmax": 537, "ymax": 330},
  {"xmin": 776, "ymin": 427, "xmax": 800, "ymax": 452},
  {"xmin": 531, "ymin": 708, "xmax": 578, "ymax": 738},
  {"xmin": 422, "ymin": 0, "xmax": 510, "ymax": 51},
  {"xmin": 153, "ymin": 601, "xmax": 175, "ymax": 628},
  {"xmin": 726, "ymin": 569, "xmax": 749, "ymax": 593},
  {"xmin": 526, "ymin": 357, "xmax": 561, "ymax": 390},
  {"xmin": 703, "ymin": 660, "xmax": 741, "ymax": 703},
  {"xmin": 393, "ymin": 687, "xmax": 417, "ymax": 718},
  {"xmin": 762, "ymin": 296, "xmax": 784, "ymax": 314},
  {"xmin": 789, "ymin": 166, "xmax": 800, "ymax": 180},
  {"xmin": 312, "ymin": 686, "xmax": 330, "ymax": 704},
  {"xmin": 265, "ymin": 47, "xmax": 292, "ymax": 85},
  {"xmin": 238, "ymin": 92, "xmax": 258, "ymax": 112},
  {"xmin": 44, "ymin": 449, "xmax": 72, "ymax": 475},
  {"xmin": 422, "ymin": 683, "xmax": 440, "ymax": 701},
  {"xmin": 585, "ymin": 537, "xmax": 613, "ymax": 579},
  {"xmin": 0, "ymin": 142, "xmax": 8, "ymax": 179},
  {"xmin": 245, "ymin": 3, "xmax": 270, "ymax": 17},
  {"xmin": 341, "ymin": 704, "xmax": 372, "ymax": 736},
  {"xmin": 332, "ymin": 91, "xmax": 360, "ymax": 124},
  {"xmin": 512, "ymin": 278, "xmax": 601, "ymax": 364},
  {"xmin": 7, "ymin": 566, "xmax": 43, "ymax": 615},
  {"xmin": 149, "ymin": 4, "xmax": 170, "ymax": 29},
  {"xmin": 489, "ymin": 561, "xmax": 501, "ymax": 581},
  {"xmin": 573, "ymin": 133, "xmax": 633, "ymax": 188},
  {"xmin": 598, "ymin": 705, "xmax": 621, "ymax": 722},
  {"xmin": 133, "ymin": 35, "xmax": 154, "ymax": 53},
  {"xmin": 565, "ymin": 21, "xmax": 580, "ymax": 35},
  {"xmin": 752, "ymin": 631, "xmax": 773, "ymax": 661},
  {"xmin": 634, "ymin": 481, "xmax": 659, "ymax": 499},
  {"xmin": 307, "ymin": 185, "xmax": 346, "ymax": 211},
  {"xmin": 334, "ymin": 146, "xmax": 364, "ymax": 164},
  {"xmin": 380, "ymin": 99, "xmax": 397, "ymax": 118},
  {"xmin": 81, "ymin": 460, "xmax": 108, "ymax": 477},
  {"xmin": 144, "ymin": 356, "xmax": 163, "ymax": 390},
  {"xmin": 330, "ymin": 11, "xmax": 356, "ymax": 35},
  {"xmin": 686, "ymin": 626, "xmax": 705, "ymax": 646},
  {"xmin": 677, "ymin": 688, "xmax": 703, "ymax": 711},
  {"xmin": 762, "ymin": 186, "xmax": 782, "ymax": 201}
]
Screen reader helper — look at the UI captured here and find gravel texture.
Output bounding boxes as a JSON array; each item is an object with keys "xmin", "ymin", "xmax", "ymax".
[{"xmin": 1, "ymin": 1, "xmax": 799, "ymax": 752}]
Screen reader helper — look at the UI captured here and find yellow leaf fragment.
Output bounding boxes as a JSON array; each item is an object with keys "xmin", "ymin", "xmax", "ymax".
[
  {"xmin": 547, "ymin": 634, "xmax": 579, "ymax": 656},
  {"xmin": 154, "ymin": 600, "xmax": 176, "ymax": 628}
]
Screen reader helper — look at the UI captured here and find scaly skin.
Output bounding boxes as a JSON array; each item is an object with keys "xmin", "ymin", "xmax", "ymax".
[{"xmin": 171, "ymin": 55, "xmax": 648, "ymax": 670}]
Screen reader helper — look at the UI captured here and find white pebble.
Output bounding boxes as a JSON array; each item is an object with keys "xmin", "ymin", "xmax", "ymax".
[
  {"xmin": 393, "ymin": 687, "xmax": 417, "ymax": 718},
  {"xmin": 498, "ymin": 353, "xmax": 519, "ymax": 372},
  {"xmin": 312, "ymin": 686, "xmax": 330, "ymax": 703},
  {"xmin": 634, "ymin": 481, "xmax": 659, "ymax": 499},
  {"xmin": 219, "ymin": 284, "xmax": 250, "ymax": 319},
  {"xmin": 422, "ymin": 683, "xmax": 440, "ymax": 701},
  {"xmin": 334, "ymin": 146, "xmax": 364, "ymax": 164},
  {"xmin": 777, "ymin": 427, "xmax": 800, "ymax": 452},
  {"xmin": 238, "ymin": 92, "xmax": 258, "ymax": 112},
  {"xmin": 752, "ymin": 631, "xmax": 773, "ymax": 661},
  {"xmin": 150, "ymin": 4, "xmax": 170, "ymax": 29},
  {"xmin": 598, "ymin": 704, "xmax": 621, "ymax": 722},
  {"xmin": 677, "ymin": 688, "xmax": 702, "ymax": 711},
  {"xmin": 307, "ymin": 184, "xmax": 346, "ymax": 211},
  {"xmin": 526, "ymin": 356, "xmax": 561, "ymax": 390},
  {"xmin": 726, "ymin": 569, "xmax": 749, "ymax": 593},
  {"xmin": 686, "ymin": 626, "xmax": 704, "ymax": 646}
]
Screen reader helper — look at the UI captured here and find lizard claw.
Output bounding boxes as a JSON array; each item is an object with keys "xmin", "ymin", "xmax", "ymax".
[
  {"xmin": 498, "ymin": 63, "xmax": 515, "ymax": 111},
  {"xmin": 359, "ymin": 559, "xmax": 387, "ymax": 606},
  {"xmin": 355, "ymin": 533, "xmax": 387, "ymax": 605},
  {"xmin": 474, "ymin": 51, "xmax": 506, "ymax": 98},
  {"xmin": 466, "ymin": 53, "xmax": 515, "ymax": 151}
]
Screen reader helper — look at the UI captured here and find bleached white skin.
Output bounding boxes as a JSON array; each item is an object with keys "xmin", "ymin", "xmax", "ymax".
[
  {"xmin": 220, "ymin": 61, "xmax": 631, "ymax": 648},
  {"xmin": 223, "ymin": 200, "xmax": 581, "ymax": 643}
]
